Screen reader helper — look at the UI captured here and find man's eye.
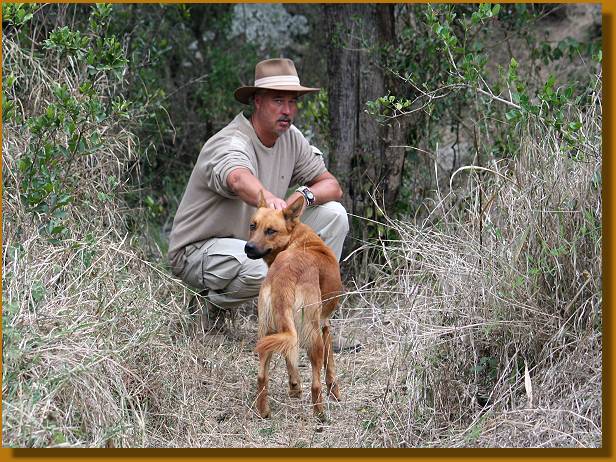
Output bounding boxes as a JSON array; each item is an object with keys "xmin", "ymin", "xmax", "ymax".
[
  {"xmin": 249, "ymin": 223, "xmax": 256, "ymax": 231},
  {"xmin": 265, "ymin": 228, "xmax": 277, "ymax": 236}
]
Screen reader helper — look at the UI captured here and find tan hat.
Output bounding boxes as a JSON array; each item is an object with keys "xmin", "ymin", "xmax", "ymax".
[{"xmin": 234, "ymin": 58, "xmax": 320, "ymax": 105}]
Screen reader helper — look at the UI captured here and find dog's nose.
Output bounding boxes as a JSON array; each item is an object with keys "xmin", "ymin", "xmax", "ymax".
[{"xmin": 244, "ymin": 242, "xmax": 256, "ymax": 256}]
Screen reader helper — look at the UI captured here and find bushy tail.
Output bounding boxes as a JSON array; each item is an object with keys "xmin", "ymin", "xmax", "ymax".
[{"xmin": 255, "ymin": 331, "xmax": 297, "ymax": 356}]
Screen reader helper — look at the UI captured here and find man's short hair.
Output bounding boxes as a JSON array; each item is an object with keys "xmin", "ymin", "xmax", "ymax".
[
  {"xmin": 247, "ymin": 90, "xmax": 269, "ymax": 116},
  {"xmin": 249, "ymin": 90, "xmax": 266, "ymax": 106}
]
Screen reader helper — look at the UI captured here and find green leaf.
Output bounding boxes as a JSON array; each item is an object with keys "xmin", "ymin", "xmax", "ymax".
[
  {"xmin": 505, "ymin": 109, "xmax": 520, "ymax": 121},
  {"xmin": 49, "ymin": 223, "xmax": 66, "ymax": 235},
  {"xmin": 5, "ymin": 73, "xmax": 16, "ymax": 88},
  {"xmin": 31, "ymin": 281, "xmax": 46, "ymax": 303},
  {"xmin": 568, "ymin": 121, "xmax": 582, "ymax": 131},
  {"xmin": 79, "ymin": 81, "xmax": 94, "ymax": 96},
  {"xmin": 564, "ymin": 86, "xmax": 574, "ymax": 99},
  {"xmin": 77, "ymin": 138, "xmax": 88, "ymax": 154},
  {"xmin": 56, "ymin": 193, "xmax": 72, "ymax": 207},
  {"xmin": 52, "ymin": 431, "xmax": 67, "ymax": 445},
  {"xmin": 107, "ymin": 175, "xmax": 119, "ymax": 188}
]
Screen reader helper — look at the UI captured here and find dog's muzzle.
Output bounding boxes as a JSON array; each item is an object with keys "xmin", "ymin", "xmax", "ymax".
[{"xmin": 244, "ymin": 242, "xmax": 271, "ymax": 260}]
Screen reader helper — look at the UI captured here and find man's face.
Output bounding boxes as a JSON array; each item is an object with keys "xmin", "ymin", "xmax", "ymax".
[{"xmin": 253, "ymin": 90, "xmax": 299, "ymax": 138}]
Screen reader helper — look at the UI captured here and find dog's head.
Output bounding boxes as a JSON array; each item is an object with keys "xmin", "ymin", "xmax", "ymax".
[{"xmin": 244, "ymin": 190, "xmax": 304, "ymax": 261}]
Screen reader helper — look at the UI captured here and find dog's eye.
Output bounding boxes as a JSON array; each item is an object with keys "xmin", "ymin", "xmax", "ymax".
[
  {"xmin": 265, "ymin": 228, "xmax": 277, "ymax": 236},
  {"xmin": 249, "ymin": 223, "xmax": 256, "ymax": 231}
]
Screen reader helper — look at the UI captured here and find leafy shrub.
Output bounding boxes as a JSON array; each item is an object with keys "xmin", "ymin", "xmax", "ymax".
[{"xmin": 366, "ymin": 3, "xmax": 601, "ymax": 215}]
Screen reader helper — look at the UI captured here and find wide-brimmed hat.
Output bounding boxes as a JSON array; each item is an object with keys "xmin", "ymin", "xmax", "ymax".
[{"xmin": 234, "ymin": 58, "xmax": 320, "ymax": 105}]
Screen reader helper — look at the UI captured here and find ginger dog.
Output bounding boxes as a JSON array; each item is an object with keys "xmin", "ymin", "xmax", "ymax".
[{"xmin": 244, "ymin": 191, "xmax": 342, "ymax": 420}]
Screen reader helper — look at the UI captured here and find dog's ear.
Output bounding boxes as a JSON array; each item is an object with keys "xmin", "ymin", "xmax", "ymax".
[
  {"xmin": 283, "ymin": 195, "xmax": 305, "ymax": 222},
  {"xmin": 257, "ymin": 190, "xmax": 267, "ymax": 209}
]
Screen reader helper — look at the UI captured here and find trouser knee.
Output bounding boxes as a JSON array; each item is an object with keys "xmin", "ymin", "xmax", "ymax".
[
  {"xmin": 304, "ymin": 202, "xmax": 349, "ymax": 236},
  {"xmin": 235, "ymin": 258, "xmax": 267, "ymax": 296},
  {"xmin": 303, "ymin": 202, "xmax": 349, "ymax": 260},
  {"xmin": 323, "ymin": 201, "xmax": 349, "ymax": 235}
]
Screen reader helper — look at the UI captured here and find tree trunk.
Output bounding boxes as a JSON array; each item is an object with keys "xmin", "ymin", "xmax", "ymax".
[
  {"xmin": 324, "ymin": 4, "xmax": 361, "ymax": 215},
  {"xmin": 325, "ymin": 4, "xmax": 409, "ymax": 217}
]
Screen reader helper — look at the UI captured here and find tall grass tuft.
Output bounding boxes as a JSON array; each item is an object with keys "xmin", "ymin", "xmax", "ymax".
[{"xmin": 2, "ymin": 22, "xmax": 193, "ymax": 447}]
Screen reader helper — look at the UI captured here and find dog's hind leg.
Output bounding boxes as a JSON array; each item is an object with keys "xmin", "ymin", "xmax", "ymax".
[
  {"xmin": 285, "ymin": 349, "xmax": 301, "ymax": 398},
  {"xmin": 322, "ymin": 322, "xmax": 341, "ymax": 401},
  {"xmin": 256, "ymin": 351, "xmax": 273, "ymax": 418},
  {"xmin": 308, "ymin": 326, "xmax": 326, "ymax": 421}
]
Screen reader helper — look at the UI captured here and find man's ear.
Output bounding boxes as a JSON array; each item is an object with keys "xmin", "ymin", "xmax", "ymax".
[
  {"xmin": 257, "ymin": 190, "xmax": 267, "ymax": 209},
  {"xmin": 283, "ymin": 195, "xmax": 305, "ymax": 222}
]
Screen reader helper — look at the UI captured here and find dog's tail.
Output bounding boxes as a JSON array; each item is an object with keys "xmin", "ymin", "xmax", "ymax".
[
  {"xmin": 255, "ymin": 331, "xmax": 297, "ymax": 356},
  {"xmin": 256, "ymin": 279, "xmax": 300, "ymax": 357}
]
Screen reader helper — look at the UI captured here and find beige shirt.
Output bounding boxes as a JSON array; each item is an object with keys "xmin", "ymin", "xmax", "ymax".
[{"xmin": 168, "ymin": 112, "xmax": 326, "ymax": 271}]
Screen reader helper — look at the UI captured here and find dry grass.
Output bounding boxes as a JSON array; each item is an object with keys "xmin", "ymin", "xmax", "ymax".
[
  {"xmin": 335, "ymin": 73, "xmax": 602, "ymax": 447},
  {"xmin": 2, "ymin": 17, "xmax": 601, "ymax": 448}
]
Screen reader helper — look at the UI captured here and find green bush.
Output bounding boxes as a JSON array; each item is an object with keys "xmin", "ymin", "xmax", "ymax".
[{"xmin": 366, "ymin": 3, "xmax": 600, "ymax": 215}]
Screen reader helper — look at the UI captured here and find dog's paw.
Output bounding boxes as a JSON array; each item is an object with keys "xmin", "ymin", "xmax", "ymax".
[
  {"xmin": 257, "ymin": 397, "xmax": 271, "ymax": 419},
  {"xmin": 314, "ymin": 410, "xmax": 328, "ymax": 424}
]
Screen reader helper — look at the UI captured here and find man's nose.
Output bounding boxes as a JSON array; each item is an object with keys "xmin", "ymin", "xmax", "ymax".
[{"xmin": 281, "ymin": 101, "xmax": 292, "ymax": 115}]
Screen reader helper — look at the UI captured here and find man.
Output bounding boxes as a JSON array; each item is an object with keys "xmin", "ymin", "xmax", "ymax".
[{"xmin": 168, "ymin": 58, "xmax": 357, "ymax": 350}]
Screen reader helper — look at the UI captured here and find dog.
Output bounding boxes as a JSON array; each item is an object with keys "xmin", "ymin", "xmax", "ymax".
[{"xmin": 244, "ymin": 191, "xmax": 342, "ymax": 421}]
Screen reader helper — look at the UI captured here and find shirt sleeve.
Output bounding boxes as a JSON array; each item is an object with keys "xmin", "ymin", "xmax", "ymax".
[
  {"xmin": 200, "ymin": 136, "xmax": 256, "ymax": 199},
  {"xmin": 290, "ymin": 140, "xmax": 327, "ymax": 187}
]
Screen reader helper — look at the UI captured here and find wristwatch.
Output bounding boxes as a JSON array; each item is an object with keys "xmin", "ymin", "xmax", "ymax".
[{"xmin": 296, "ymin": 186, "xmax": 315, "ymax": 206}]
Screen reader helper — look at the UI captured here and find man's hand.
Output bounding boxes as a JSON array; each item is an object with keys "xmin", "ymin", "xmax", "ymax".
[{"xmin": 261, "ymin": 191, "xmax": 287, "ymax": 210}]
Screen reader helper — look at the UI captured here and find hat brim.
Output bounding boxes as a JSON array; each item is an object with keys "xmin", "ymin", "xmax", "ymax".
[{"xmin": 234, "ymin": 85, "xmax": 321, "ymax": 105}]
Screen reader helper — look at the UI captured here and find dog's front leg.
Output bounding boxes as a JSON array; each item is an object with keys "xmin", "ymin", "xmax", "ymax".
[{"xmin": 256, "ymin": 351, "xmax": 273, "ymax": 418}]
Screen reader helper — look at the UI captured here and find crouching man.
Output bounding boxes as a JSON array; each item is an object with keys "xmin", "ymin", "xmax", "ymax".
[{"xmin": 168, "ymin": 58, "xmax": 358, "ymax": 352}]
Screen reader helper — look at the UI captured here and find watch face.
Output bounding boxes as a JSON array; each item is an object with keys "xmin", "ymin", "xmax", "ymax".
[{"xmin": 298, "ymin": 187, "xmax": 314, "ymax": 204}]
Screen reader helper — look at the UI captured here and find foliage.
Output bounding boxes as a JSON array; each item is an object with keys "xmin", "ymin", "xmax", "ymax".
[
  {"xmin": 346, "ymin": 69, "xmax": 601, "ymax": 444},
  {"xmin": 2, "ymin": 3, "xmax": 263, "ymax": 236},
  {"xmin": 365, "ymin": 3, "xmax": 601, "ymax": 214},
  {"xmin": 296, "ymin": 89, "xmax": 330, "ymax": 156},
  {"xmin": 3, "ymin": 4, "xmax": 132, "ymax": 240},
  {"xmin": 2, "ymin": 2, "xmax": 37, "ymax": 27}
]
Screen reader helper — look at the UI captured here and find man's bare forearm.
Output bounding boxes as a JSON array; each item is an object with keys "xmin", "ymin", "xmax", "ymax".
[{"xmin": 227, "ymin": 168, "xmax": 287, "ymax": 209}]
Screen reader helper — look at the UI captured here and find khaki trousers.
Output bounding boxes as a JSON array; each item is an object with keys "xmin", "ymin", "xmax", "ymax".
[{"xmin": 176, "ymin": 201, "xmax": 348, "ymax": 309}]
